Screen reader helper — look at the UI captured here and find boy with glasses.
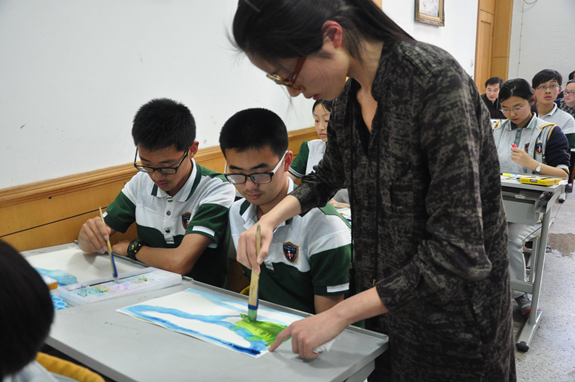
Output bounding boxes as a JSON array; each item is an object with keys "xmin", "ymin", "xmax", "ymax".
[
  {"xmin": 533, "ymin": 69, "xmax": 575, "ymax": 192},
  {"xmin": 219, "ymin": 108, "xmax": 352, "ymax": 314},
  {"xmin": 78, "ymin": 98, "xmax": 236, "ymax": 287}
]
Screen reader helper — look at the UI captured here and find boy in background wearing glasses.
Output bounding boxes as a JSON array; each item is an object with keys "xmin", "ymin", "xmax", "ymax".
[
  {"xmin": 78, "ymin": 98, "xmax": 236, "ymax": 287},
  {"xmin": 533, "ymin": 69, "xmax": 575, "ymax": 154},
  {"xmin": 219, "ymin": 108, "xmax": 352, "ymax": 314}
]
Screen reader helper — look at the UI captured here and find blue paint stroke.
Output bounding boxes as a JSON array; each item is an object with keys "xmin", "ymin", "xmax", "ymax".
[
  {"xmin": 184, "ymin": 289, "xmax": 301, "ymax": 326},
  {"xmin": 119, "ymin": 304, "xmax": 265, "ymax": 356},
  {"xmin": 35, "ymin": 268, "xmax": 78, "ymax": 286}
]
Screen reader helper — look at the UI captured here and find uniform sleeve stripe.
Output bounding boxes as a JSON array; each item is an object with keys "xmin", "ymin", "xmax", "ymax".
[
  {"xmin": 191, "ymin": 226, "xmax": 216, "ymax": 238},
  {"xmin": 326, "ymin": 283, "xmax": 349, "ymax": 293}
]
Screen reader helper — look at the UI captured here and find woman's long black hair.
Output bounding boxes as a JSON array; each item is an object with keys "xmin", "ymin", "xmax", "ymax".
[{"xmin": 232, "ymin": 0, "xmax": 414, "ymax": 64}]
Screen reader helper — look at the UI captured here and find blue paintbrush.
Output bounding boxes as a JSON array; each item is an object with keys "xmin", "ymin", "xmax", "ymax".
[
  {"xmin": 247, "ymin": 225, "xmax": 261, "ymax": 321},
  {"xmin": 99, "ymin": 206, "xmax": 119, "ymax": 283}
]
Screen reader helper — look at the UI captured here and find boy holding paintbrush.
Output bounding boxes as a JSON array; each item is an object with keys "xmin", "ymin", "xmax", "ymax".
[
  {"xmin": 78, "ymin": 98, "xmax": 236, "ymax": 288},
  {"xmin": 219, "ymin": 108, "xmax": 352, "ymax": 314}
]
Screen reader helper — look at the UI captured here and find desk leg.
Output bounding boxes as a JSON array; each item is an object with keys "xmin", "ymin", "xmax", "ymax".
[{"xmin": 516, "ymin": 210, "xmax": 550, "ymax": 352}]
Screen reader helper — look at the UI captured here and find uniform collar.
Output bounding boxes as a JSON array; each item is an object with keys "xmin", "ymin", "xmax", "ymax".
[
  {"xmin": 151, "ymin": 158, "xmax": 198, "ymax": 202},
  {"xmin": 539, "ymin": 103, "xmax": 558, "ymax": 118}
]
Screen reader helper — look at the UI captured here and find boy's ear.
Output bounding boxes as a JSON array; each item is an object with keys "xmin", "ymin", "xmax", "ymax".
[
  {"xmin": 189, "ymin": 141, "xmax": 200, "ymax": 158},
  {"xmin": 283, "ymin": 151, "xmax": 294, "ymax": 170}
]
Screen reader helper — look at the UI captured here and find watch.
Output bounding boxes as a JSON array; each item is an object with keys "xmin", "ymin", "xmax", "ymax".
[
  {"xmin": 534, "ymin": 162, "xmax": 542, "ymax": 174},
  {"xmin": 127, "ymin": 239, "xmax": 146, "ymax": 260}
]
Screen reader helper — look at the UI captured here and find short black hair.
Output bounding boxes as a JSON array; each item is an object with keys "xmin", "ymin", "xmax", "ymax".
[
  {"xmin": 569, "ymin": 71, "xmax": 575, "ymax": 81},
  {"xmin": 132, "ymin": 98, "xmax": 196, "ymax": 152},
  {"xmin": 0, "ymin": 240, "xmax": 54, "ymax": 379},
  {"xmin": 313, "ymin": 99, "xmax": 334, "ymax": 114},
  {"xmin": 532, "ymin": 69, "xmax": 562, "ymax": 89},
  {"xmin": 219, "ymin": 108, "xmax": 288, "ymax": 159},
  {"xmin": 499, "ymin": 78, "xmax": 534, "ymax": 103},
  {"xmin": 485, "ymin": 77, "xmax": 503, "ymax": 88}
]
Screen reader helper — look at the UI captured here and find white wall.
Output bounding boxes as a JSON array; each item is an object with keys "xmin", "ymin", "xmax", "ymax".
[
  {"xmin": 0, "ymin": 0, "xmax": 480, "ymax": 190},
  {"xmin": 383, "ymin": 1, "xmax": 479, "ymax": 77},
  {"xmin": 509, "ymin": 0, "xmax": 575, "ymax": 83}
]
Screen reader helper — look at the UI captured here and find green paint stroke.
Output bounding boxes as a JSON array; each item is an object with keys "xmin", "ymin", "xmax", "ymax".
[{"xmin": 231, "ymin": 314, "xmax": 287, "ymax": 346}]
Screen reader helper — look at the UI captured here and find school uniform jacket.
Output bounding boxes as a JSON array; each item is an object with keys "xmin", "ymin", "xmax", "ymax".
[
  {"xmin": 104, "ymin": 159, "xmax": 236, "ymax": 287},
  {"xmin": 291, "ymin": 40, "xmax": 515, "ymax": 381}
]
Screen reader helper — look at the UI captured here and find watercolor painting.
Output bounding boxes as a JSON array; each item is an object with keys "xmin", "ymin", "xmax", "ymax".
[
  {"xmin": 27, "ymin": 247, "xmax": 141, "ymax": 285},
  {"xmin": 118, "ymin": 288, "xmax": 303, "ymax": 358}
]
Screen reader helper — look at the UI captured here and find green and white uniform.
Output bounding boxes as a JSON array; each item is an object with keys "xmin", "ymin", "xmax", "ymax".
[
  {"xmin": 104, "ymin": 159, "xmax": 236, "ymax": 287},
  {"xmin": 229, "ymin": 178, "xmax": 352, "ymax": 314},
  {"xmin": 290, "ymin": 140, "xmax": 349, "ymax": 203}
]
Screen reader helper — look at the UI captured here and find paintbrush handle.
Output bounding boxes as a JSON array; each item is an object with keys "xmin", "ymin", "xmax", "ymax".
[
  {"xmin": 247, "ymin": 225, "xmax": 261, "ymax": 320},
  {"xmin": 99, "ymin": 206, "xmax": 118, "ymax": 278}
]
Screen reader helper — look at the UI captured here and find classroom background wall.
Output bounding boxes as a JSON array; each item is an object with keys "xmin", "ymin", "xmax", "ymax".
[
  {"xmin": 0, "ymin": 0, "xmax": 481, "ymax": 190},
  {"xmin": 508, "ymin": 0, "xmax": 575, "ymax": 84}
]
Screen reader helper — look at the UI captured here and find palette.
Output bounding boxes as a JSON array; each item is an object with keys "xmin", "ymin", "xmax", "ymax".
[{"xmin": 59, "ymin": 268, "xmax": 182, "ymax": 306}]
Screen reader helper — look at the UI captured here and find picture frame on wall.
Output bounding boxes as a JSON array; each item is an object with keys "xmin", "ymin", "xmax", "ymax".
[{"xmin": 415, "ymin": 0, "xmax": 445, "ymax": 27}]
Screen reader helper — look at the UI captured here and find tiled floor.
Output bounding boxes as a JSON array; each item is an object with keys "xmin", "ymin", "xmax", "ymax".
[{"xmin": 513, "ymin": 193, "xmax": 575, "ymax": 381}]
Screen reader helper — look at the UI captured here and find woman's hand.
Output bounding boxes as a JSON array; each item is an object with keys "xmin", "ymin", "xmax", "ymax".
[
  {"xmin": 268, "ymin": 309, "xmax": 348, "ymax": 359},
  {"xmin": 510, "ymin": 146, "xmax": 537, "ymax": 170}
]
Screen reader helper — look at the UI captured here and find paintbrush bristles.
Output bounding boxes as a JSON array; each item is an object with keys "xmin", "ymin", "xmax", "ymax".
[{"xmin": 247, "ymin": 225, "xmax": 261, "ymax": 322}]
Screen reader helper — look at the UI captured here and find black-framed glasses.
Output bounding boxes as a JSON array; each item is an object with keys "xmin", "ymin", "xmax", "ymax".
[
  {"xmin": 133, "ymin": 147, "xmax": 190, "ymax": 174},
  {"xmin": 266, "ymin": 57, "xmax": 306, "ymax": 90},
  {"xmin": 224, "ymin": 151, "xmax": 287, "ymax": 184},
  {"xmin": 564, "ymin": 90, "xmax": 575, "ymax": 96}
]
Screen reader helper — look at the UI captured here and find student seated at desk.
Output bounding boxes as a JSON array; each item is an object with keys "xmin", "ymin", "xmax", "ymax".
[
  {"xmin": 219, "ymin": 108, "xmax": 352, "ymax": 314},
  {"xmin": 78, "ymin": 98, "xmax": 236, "ymax": 288},
  {"xmin": 0, "ymin": 239, "xmax": 103, "ymax": 382},
  {"xmin": 287, "ymin": 100, "xmax": 349, "ymax": 208},
  {"xmin": 493, "ymin": 78, "xmax": 570, "ymax": 317}
]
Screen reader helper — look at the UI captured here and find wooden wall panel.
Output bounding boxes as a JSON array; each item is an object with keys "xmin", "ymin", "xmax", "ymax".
[{"xmin": 0, "ymin": 127, "xmax": 317, "ymax": 253}]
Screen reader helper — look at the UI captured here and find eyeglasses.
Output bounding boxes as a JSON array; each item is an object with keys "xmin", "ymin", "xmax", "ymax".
[
  {"xmin": 266, "ymin": 57, "xmax": 306, "ymax": 90},
  {"xmin": 500, "ymin": 105, "xmax": 526, "ymax": 114},
  {"xmin": 564, "ymin": 90, "xmax": 575, "ymax": 96},
  {"xmin": 535, "ymin": 84, "xmax": 560, "ymax": 91},
  {"xmin": 134, "ymin": 147, "xmax": 190, "ymax": 174},
  {"xmin": 224, "ymin": 151, "xmax": 287, "ymax": 184}
]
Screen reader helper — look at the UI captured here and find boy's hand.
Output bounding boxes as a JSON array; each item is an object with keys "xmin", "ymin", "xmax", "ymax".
[
  {"xmin": 78, "ymin": 216, "xmax": 112, "ymax": 254},
  {"xmin": 236, "ymin": 220, "xmax": 274, "ymax": 274},
  {"xmin": 112, "ymin": 240, "xmax": 130, "ymax": 257}
]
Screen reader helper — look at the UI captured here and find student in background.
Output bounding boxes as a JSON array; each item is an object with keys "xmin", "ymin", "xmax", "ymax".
[
  {"xmin": 481, "ymin": 76, "xmax": 506, "ymax": 119},
  {"xmin": 220, "ymin": 108, "xmax": 352, "ymax": 315},
  {"xmin": 558, "ymin": 80, "xmax": 575, "ymax": 119},
  {"xmin": 556, "ymin": 70, "xmax": 575, "ymax": 100},
  {"xmin": 493, "ymin": 78, "xmax": 569, "ymax": 317},
  {"xmin": 232, "ymin": 0, "xmax": 515, "ymax": 380},
  {"xmin": 533, "ymin": 70, "xmax": 575, "ymax": 150},
  {"xmin": 288, "ymin": 100, "xmax": 349, "ymax": 208},
  {"xmin": 533, "ymin": 69, "xmax": 575, "ymax": 192},
  {"xmin": 78, "ymin": 98, "xmax": 236, "ymax": 288}
]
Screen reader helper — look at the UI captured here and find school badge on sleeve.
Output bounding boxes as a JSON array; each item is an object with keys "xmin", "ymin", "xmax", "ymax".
[
  {"xmin": 535, "ymin": 142, "xmax": 543, "ymax": 154},
  {"xmin": 181, "ymin": 212, "xmax": 191, "ymax": 229},
  {"xmin": 283, "ymin": 242, "xmax": 299, "ymax": 263}
]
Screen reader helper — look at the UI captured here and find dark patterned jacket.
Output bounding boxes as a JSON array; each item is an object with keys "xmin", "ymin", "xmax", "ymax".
[{"xmin": 291, "ymin": 40, "xmax": 515, "ymax": 381}]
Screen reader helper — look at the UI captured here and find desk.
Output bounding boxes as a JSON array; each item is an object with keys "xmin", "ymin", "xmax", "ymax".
[
  {"xmin": 500, "ymin": 177, "xmax": 565, "ymax": 352},
  {"xmin": 24, "ymin": 243, "xmax": 388, "ymax": 382}
]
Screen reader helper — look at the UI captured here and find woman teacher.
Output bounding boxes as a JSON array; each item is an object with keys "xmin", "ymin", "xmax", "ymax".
[{"xmin": 232, "ymin": 0, "xmax": 515, "ymax": 380}]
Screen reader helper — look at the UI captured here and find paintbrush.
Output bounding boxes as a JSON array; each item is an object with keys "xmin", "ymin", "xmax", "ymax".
[
  {"xmin": 247, "ymin": 225, "xmax": 261, "ymax": 322},
  {"xmin": 99, "ymin": 206, "xmax": 119, "ymax": 283}
]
